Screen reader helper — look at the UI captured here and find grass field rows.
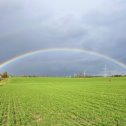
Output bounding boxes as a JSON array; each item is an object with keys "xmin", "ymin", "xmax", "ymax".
[{"xmin": 0, "ymin": 77, "xmax": 126, "ymax": 126}]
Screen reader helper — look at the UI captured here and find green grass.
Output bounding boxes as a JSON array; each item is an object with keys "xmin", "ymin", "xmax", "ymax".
[{"xmin": 0, "ymin": 77, "xmax": 126, "ymax": 126}]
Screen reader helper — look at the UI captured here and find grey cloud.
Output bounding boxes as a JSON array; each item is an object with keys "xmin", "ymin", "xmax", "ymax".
[
  {"xmin": 0, "ymin": 0, "xmax": 126, "ymax": 75},
  {"xmin": 2, "ymin": 52, "xmax": 126, "ymax": 76}
]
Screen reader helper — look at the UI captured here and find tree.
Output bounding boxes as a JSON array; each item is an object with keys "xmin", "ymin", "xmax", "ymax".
[
  {"xmin": 0, "ymin": 74, "xmax": 2, "ymax": 81},
  {"xmin": 1, "ymin": 72, "xmax": 9, "ymax": 78}
]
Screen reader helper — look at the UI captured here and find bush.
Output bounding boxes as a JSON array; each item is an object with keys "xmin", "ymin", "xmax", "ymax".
[{"xmin": 1, "ymin": 72, "xmax": 9, "ymax": 78}]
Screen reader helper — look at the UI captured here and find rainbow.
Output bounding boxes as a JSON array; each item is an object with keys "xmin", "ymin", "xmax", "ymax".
[{"xmin": 0, "ymin": 48, "xmax": 126, "ymax": 69}]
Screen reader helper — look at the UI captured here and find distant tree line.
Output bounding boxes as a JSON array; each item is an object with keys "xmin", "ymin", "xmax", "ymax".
[
  {"xmin": 111, "ymin": 75, "xmax": 126, "ymax": 77},
  {"xmin": 72, "ymin": 73, "xmax": 126, "ymax": 78}
]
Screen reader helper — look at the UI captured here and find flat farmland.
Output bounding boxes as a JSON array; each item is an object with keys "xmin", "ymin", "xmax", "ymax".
[{"xmin": 0, "ymin": 77, "xmax": 126, "ymax": 126}]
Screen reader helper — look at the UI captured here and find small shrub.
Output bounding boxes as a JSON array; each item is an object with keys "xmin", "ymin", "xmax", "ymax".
[{"xmin": 1, "ymin": 72, "xmax": 9, "ymax": 78}]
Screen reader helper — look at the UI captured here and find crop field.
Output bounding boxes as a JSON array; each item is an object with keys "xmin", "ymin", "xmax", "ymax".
[{"xmin": 0, "ymin": 77, "xmax": 126, "ymax": 126}]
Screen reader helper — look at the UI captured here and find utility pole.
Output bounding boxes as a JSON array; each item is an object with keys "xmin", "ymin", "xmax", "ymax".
[
  {"xmin": 104, "ymin": 65, "xmax": 107, "ymax": 77},
  {"xmin": 83, "ymin": 71, "xmax": 86, "ymax": 77},
  {"xmin": 74, "ymin": 73, "xmax": 76, "ymax": 78}
]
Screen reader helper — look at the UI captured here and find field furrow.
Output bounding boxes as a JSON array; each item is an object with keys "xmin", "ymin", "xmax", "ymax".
[{"xmin": 0, "ymin": 77, "xmax": 126, "ymax": 126}]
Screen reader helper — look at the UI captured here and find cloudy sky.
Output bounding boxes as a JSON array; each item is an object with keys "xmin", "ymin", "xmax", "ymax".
[{"xmin": 0, "ymin": 0, "xmax": 126, "ymax": 76}]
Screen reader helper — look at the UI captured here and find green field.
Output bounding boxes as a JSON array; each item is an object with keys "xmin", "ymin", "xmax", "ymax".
[{"xmin": 0, "ymin": 77, "xmax": 126, "ymax": 126}]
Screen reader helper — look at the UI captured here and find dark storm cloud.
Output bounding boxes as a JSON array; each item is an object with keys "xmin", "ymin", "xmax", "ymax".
[
  {"xmin": 81, "ymin": 4, "xmax": 126, "ymax": 63},
  {"xmin": 0, "ymin": 0, "xmax": 126, "ymax": 75}
]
